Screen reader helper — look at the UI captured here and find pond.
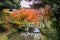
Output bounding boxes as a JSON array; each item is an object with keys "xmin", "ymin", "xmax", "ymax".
[{"xmin": 6, "ymin": 27, "xmax": 43, "ymax": 40}]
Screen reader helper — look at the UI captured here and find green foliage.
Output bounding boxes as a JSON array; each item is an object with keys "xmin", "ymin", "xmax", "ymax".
[
  {"xmin": 40, "ymin": 27, "xmax": 58, "ymax": 40},
  {"xmin": 0, "ymin": 0, "xmax": 20, "ymax": 10},
  {"xmin": 39, "ymin": 9, "xmax": 58, "ymax": 40},
  {"xmin": 0, "ymin": 35, "xmax": 8, "ymax": 40},
  {"xmin": 39, "ymin": 0, "xmax": 60, "ymax": 40},
  {"xmin": 42, "ymin": 0, "xmax": 60, "ymax": 18},
  {"xmin": 18, "ymin": 21, "xmax": 28, "ymax": 32}
]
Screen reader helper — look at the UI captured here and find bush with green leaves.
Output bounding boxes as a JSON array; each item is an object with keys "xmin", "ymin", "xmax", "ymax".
[{"xmin": 0, "ymin": 0, "xmax": 20, "ymax": 10}]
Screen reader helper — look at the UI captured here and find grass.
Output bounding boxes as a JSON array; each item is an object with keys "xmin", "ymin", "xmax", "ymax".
[{"xmin": 0, "ymin": 35, "xmax": 8, "ymax": 40}]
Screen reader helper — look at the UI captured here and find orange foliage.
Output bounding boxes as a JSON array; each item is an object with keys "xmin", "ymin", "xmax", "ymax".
[
  {"xmin": 4, "ymin": 8, "xmax": 50, "ymax": 23},
  {"xmin": 4, "ymin": 16, "xmax": 10, "ymax": 21},
  {"xmin": 17, "ymin": 8, "xmax": 39, "ymax": 22},
  {"xmin": 11, "ymin": 8, "xmax": 49, "ymax": 22},
  {"xmin": 11, "ymin": 10, "xmax": 20, "ymax": 18}
]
